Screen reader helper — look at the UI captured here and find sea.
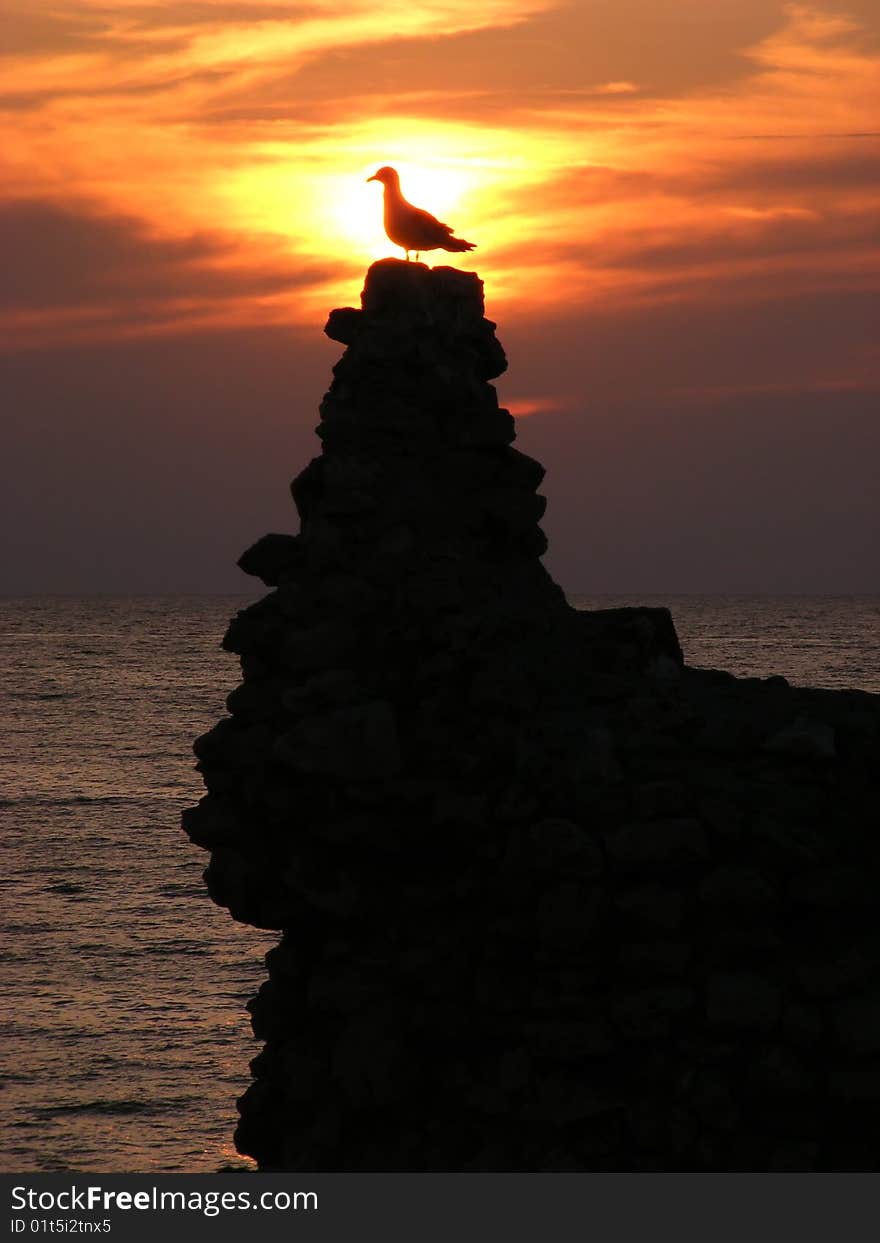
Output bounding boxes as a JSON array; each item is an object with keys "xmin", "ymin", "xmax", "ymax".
[{"xmin": 1, "ymin": 594, "xmax": 878, "ymax": 1174}]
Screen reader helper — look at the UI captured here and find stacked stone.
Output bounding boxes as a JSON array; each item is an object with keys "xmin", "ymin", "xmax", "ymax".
[
  {"xmin": 184, "ymin": 259, "xmax": 587, "ymax": 923},
  {"xmin": 184, "ymin": 258, "xmax": 880, "ymax": 1171}
]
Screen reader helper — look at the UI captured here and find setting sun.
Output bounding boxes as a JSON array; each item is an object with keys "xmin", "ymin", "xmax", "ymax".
[
  {"xmin": 1, "ymin": 2, "xmax": 877, "ymax": 351},
  {"xmin": 217, "ymin": 123, "xmax": 530, "ymax": 270},
  {"xmin": 2, "ymin": 0, "xmax": 880, "ymax": 1186}
]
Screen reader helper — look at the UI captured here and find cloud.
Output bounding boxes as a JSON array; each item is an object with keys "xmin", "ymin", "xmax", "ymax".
[
  {"xmin": 3, "ymin": 3, "xmax": 878, "ymax": 306},
  {"xmin": 3, "ymin": 289, "xmax": 876, "ymax": 594},
  {"xmin": 0, "ymin": 0, "xmax": 544, "ymax": 108},
  {"xmin": 505, "ymin": 396, "xmax": 565, "ymax": 418},
  {"xmin": 524, "ymin": 384, "xmax": 880, "ymax": 594},
  {"xmin": 263, "ymin": 0, "xmax": 781, "ymax": 118},
  {"xmin": 0, "ymin": 322, "xmax": 336, "ymax": 592},
  {"xmin": 0, "ymin": 1, "xmax": 876, "ymax": 596},
  {"xmin": 507, "ymin": 280, "xmax": 878, "ymax": 393},
  {"xmin": 0, "ymin": 198, "xmax": 336, "ymax": 347}
]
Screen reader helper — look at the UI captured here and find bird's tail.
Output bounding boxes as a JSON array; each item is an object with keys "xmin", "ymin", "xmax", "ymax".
[{"xmin": 443, "ymin": 237, "xmax": 476, "ymax": 252}]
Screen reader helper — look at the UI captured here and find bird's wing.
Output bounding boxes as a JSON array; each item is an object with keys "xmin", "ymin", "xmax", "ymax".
[{"xmin": 409, "ymin": 205, "xmax": 454, "ymax": 236}]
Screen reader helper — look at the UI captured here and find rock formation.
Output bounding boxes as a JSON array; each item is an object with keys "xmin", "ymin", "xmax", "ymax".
[{"xmin": 184, "ymin": 258, "xmax": 880, "ymax": 1171}]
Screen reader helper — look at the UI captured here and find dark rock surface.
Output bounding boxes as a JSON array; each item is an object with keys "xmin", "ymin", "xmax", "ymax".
[{"xmin": 184, "ymin": 258, "xmax": 880, "ymax": 1171}]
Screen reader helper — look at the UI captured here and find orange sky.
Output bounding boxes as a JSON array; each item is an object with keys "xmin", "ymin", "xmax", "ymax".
[{"xmin": 1, "ymin": 1, "xmax": 878, "ymax": 592}]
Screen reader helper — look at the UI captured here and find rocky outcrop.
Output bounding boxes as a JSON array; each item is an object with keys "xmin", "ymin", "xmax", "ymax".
[{"xmin": 184, "ymin": 258, "xmax": 880, "ymax": 1171}]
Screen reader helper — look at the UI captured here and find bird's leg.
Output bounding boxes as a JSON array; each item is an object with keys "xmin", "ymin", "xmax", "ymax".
[
  {"xmin": 405, "ymin": 250, "xmax": 411, "ymax": 262},
  {"xmin": 416, "ymin": 252, "xmax": 420, "ymax": 262}
]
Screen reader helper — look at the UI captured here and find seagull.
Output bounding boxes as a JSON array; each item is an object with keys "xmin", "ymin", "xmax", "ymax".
[{"xmin": 367, "ymin": 166, "xmax": 476, "ymax": 262}]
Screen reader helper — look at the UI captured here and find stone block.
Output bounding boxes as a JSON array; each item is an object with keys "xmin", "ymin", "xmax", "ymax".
[
  {"xmin": 274, "ymin": 701, "xmax": 401, "ymax": 780},
  {"xmin": 764, "ymin": 716, "xmax": 836, "ymax": 761},
  {"xmin": 611, "ymin": 985, "xmax": 697, "ymax": 1041},
  {"xmin": 618, "ymin": 940, "xmax": 691, "ymax": 977},
  {"xmin": 614, "ymin": 885, "xmax": 684, "ymax": 931},
  {"xmin": 832, "ymin": 997, "xmax": 880, "ymax": 1056},
  {"xmin": 606, "ymin": 819, "xmax": 709, "ymax": 866},
  {"xmin": 790, "ymin": 866, "xmax": 874, "ymax": 908},
  {"xmin": 699, "ymin": 866, "xmax": 776, "ymax": 907},
  {"xmin": 706, "ymin": 972, "xmax": 782, "ymax": 1032}
]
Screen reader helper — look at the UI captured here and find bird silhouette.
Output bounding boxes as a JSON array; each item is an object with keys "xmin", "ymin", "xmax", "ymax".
[{"xmin": 367, "ymin": 166, "xmax": 476, "ymax": 262}]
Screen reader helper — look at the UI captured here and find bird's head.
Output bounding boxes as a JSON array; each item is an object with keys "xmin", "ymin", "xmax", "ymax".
[{"xmin": 367, "ymin": 166, "xmax": 399, "ymax": 187}]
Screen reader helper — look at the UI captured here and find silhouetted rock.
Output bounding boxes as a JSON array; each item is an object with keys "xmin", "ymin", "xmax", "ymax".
[{"xmin": 184, "ymin": 258, "xmax": 880, "ymax": 1172}]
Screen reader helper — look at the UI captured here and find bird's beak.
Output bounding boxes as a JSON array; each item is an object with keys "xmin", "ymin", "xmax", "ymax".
[{"xmin": 366, "ymin": 174, "xmax": 377, "ymax": 183}]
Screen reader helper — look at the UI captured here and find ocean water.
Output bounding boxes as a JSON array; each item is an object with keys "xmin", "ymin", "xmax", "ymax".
[
  {"xmin": 1, "ymin": 593, "xmax": 878, "ymax": 1174},
  {"xmin": 571, "ymin": 594, "xmax": 880, "ymax": 694}
]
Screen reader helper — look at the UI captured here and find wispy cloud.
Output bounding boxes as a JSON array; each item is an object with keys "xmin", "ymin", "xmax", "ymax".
[
  {"xmin": 3, "ymin": 2, "xmax": 878, "ymax": 593},
  {"xmin": 0, "ymin": 197, "xmax": 334, "ymax": 348},
  {"xmin": 1, "ymin": 0, "xmax": 877, "ymax": 368}
]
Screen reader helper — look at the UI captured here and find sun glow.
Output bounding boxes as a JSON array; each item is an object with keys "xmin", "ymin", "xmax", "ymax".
[
  {"xmin": 1, "ymin": 2, "xmax": 878, "ymax": 349},
  {"xmin": 210, "ymin": 116, "xmax": 585, "ymax": 317},
  {"xmin": 228, "ymin": 159, "xmax": 475, "ymax": 260},
  {"xmin": 217, "ymin": 121, "xmax": 540, "ymax": 266}
]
